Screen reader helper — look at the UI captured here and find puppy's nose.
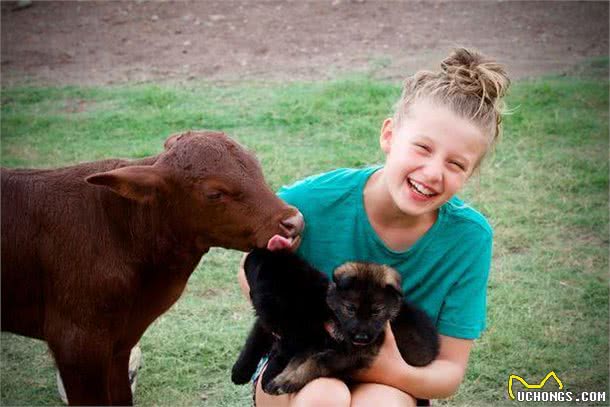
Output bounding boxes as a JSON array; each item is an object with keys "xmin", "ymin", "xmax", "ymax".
[{"xmin": 280, "ymin": 211, "xmax": 304, "ymax": 237}]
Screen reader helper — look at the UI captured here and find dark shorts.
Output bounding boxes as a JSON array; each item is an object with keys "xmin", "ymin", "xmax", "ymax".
[{"xmin": 250, "ymin": 357, "xmax": 430, "ymax": 406}]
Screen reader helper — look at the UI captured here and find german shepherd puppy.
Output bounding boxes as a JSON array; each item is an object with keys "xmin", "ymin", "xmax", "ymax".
[
  {"xmin": 326, "ymin": 262, "xmax": 440, "ymax": 367},
  {"xmin": 231, "ymin": 249, "xmax": 439, "ymax": 395}
]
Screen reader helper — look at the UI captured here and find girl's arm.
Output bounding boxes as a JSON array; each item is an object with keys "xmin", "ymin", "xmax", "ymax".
[{"xmin": 353, "ymin": 325, "xmax": 472, "ymax": 399}]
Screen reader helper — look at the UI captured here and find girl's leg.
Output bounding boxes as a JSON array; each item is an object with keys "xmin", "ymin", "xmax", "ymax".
[
  {"xmin": 255, "ymin": 367, "xmax": 351, "ymax": 407},
  {"xmin": 350, "ymin": 383, "xmax": 417, "ymax": 407}
]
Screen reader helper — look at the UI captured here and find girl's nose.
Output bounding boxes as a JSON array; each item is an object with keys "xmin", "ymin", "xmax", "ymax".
[{"xmin": 421, "ymin": 159, "xmax": 443, "ymax": 185}]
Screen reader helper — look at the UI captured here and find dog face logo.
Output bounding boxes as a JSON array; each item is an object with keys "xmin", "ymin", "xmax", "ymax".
[
  {"xmin": 327, "ymin": 262, "xmax": 403, "ymax": 346},
  {"xmin": 508, "ymin": 371, "xmax": 564, "ymax": 400}
]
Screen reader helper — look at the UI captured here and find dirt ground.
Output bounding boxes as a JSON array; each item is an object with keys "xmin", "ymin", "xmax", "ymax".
[{"xmin": 1, "ymin": 1, "xmax": 608, "ymax": 86}]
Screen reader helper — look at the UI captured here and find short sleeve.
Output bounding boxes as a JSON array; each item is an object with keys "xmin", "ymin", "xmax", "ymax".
[
  {"xmin": 276, "ymin": 177, "xmax": 314, "ymax": 214},
  {"xmin": 276, "ymin": 169, "xmax": 347, "ymax": 212},
  {"xmin": 277, "ymin": 180, "xmax": 305, "ymax": 206},
  {"xmin": 437, "ymin": 233, "xmax": 493, "ymax": 339}
]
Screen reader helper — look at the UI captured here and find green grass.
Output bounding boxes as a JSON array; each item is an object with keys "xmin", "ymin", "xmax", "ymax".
[{"xmin": 1, "ymin": 64, "xmax": 608, "ymax": 406}]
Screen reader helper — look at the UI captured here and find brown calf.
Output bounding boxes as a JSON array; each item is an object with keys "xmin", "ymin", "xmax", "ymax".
[{"xmin": 1, "ymin": 130, "xmax": 303, "ymax": 405}]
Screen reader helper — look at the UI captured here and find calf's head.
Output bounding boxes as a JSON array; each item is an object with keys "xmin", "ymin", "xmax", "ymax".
[{"xmin": 86, "ymin": 130, "xmax": 303, "ymax": 251}]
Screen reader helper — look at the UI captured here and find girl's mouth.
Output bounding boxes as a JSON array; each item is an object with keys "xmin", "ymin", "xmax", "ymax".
[{"xmin": 407, "ymin": 178, "xmax": 439, "ymax": 199}]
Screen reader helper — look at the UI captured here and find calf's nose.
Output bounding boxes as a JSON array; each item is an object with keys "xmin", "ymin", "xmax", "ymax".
[{"xmin": 280, "ymin": 211, "xmax": 304, "ymax": 237}]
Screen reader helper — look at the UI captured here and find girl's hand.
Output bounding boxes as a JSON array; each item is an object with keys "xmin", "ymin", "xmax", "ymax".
[{"xmin": 353, "ymin": 323, "xmax": 408, "ymax": 383}]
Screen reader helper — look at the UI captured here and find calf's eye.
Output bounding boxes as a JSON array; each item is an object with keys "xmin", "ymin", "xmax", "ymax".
[{"xmin": 206, "ymin": 191, "xmax": 223, "ymax": 200}]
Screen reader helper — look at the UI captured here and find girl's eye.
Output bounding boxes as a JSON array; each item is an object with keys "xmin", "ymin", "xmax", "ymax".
[
  {"xmin": 450, "ymin": 161, "xmax": 466, "ymax": 171},
  {"xmin": 415, "ymin": 144, "xmax": 430, "ymax": 152}
]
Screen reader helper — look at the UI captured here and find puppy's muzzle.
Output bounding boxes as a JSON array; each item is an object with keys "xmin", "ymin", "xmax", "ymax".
[{"xmin": 352, "ymin": 332, "xmax": 374, "ymax": 346}]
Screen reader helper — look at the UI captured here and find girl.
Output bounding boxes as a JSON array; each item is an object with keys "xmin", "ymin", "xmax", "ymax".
[{"xmin": 238, "ymin": 47, "xmax": 510, "ymax": 406}]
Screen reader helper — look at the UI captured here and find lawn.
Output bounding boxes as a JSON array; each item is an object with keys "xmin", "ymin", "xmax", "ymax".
[{"xmin": 1, "ymin": 60, "xmax": 608, "ymax": 406}]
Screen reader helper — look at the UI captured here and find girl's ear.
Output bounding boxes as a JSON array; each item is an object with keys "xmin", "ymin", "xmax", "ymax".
[{"xmin": 380, "ymin": 118, "xmax": 394, "ymax": 155}]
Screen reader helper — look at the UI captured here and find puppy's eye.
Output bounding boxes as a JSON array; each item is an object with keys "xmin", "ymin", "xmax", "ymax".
[
  {"xmin": 371, "ymin": 306, "xmax": 383, "ymax": 316},
  {"xmin": 345, "ymin": 304, "xmax": 357, "ymax": 314}
]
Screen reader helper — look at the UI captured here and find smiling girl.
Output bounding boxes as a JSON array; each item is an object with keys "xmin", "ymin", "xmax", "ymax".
[{"xmin": 238, "ymin": 47, "xmax": 510, "ymax": 406}]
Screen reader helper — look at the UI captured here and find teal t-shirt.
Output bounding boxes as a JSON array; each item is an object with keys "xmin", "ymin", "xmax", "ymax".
[{"xmin": 278, "ymin": 166, "xmax": 493, "ymax": 340}]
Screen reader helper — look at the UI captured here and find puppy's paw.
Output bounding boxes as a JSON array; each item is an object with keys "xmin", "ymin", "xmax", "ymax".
[
  {"xmin": 263, "ymin": 377, "xmax": 305, "ymax": 395},
  {"xmin": 230, "ymin": 367, "xmax": 252, "ymax": 385},
  {"xmin": 262, "ymin": 379, "xmax": 286, "ymax": 395}
]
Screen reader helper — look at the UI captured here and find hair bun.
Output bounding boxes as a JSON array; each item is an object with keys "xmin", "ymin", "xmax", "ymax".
[{"xmin": 441, "ymin": 48, "xmax": 510, "ymax": 104}]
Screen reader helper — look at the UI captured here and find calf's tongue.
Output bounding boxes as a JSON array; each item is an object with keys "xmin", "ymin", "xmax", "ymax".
[{"xmin": 267, "ymin": 234, "xmax": 292, "ymax": 251}]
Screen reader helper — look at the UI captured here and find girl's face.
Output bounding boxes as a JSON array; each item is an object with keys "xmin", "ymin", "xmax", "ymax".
[{"xmin": 380, "ymin": 98, "xmax": 488, "ymax": 217}]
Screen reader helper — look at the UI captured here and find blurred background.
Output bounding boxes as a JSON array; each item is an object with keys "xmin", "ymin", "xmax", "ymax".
[
  {"xmin": 1, "ymin": 1, "xmax": 608, "ymax": 85},
  {"xmin": 1, "ymin": 1, "xmax": 609, "ymax": 406}
]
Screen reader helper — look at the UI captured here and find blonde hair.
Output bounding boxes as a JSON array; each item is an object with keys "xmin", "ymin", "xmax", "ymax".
[{"xmin": 393, "ymin": 48, "xmax": 511, "ymax": 157}]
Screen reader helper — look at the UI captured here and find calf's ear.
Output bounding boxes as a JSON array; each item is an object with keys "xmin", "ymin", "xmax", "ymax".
[
  {"xmin": 86, "ymin": 166, "xmax": 168, "ymax": 203},
  {"xmin": 164, "ymin": 133, "xmax": 183, "ymax": 150}
]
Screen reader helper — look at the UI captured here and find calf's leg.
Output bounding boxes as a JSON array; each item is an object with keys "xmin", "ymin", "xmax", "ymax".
[
  {"xmin": 47, "ymin": 333, "xmax": 113, "ymax": 406},
  {"xmin": 109, "ymin": 347, "xmax": 133, "ymax": 405}
]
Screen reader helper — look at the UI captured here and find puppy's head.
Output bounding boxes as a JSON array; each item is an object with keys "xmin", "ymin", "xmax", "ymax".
[
  {"xmin": 243, "ymin": 248, "xmax": 273, "ymax": 288},
  {"xmin": 244, "ymin": 248, "xmax": 330, "ymax": 334},
  {"xmin": 244, "ymin": 248, "xmax": 317, "ymax": 292},
  {"xmin": 327, "ymin": 262, "xmax": 403, "ymax": 346}
]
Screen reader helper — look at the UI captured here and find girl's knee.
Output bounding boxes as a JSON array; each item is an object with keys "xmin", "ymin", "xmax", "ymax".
[
  {"xmin": 351, "ymin": 383, "xmax": 416, "ymax": 407},
  {"xmin": 290, "ymin": 378, "xmax": 351, "ymax": 407}
]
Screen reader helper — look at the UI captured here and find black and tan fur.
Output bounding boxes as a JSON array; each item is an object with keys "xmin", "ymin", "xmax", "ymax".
[
  {"xmin": 231, "ymin": 249, "xmax": 439, "ymax": 395},
  {"xmin": 327, "ymin": 262, "xmax": 440, "ymax": 367}
]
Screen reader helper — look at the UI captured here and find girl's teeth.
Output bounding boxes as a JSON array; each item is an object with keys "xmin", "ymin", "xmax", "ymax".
[{"xmin": 409, "ymin": 179, "xmax": 435, "ymax": 196}]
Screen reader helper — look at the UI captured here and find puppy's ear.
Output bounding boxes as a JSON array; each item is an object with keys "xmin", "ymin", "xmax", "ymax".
[
  {"xmin": 243, "ymin": 251, "xmax": 258, "ymax": 274},
  {"xmin": 383, "ymin": 266, "xmax": 403, "ymax": 300},
  {"xmin": 333, "ymin": 262, "xmax": 359, "ymax": 290},
  {"xmin": 244, "ymin": 249, "xmax": 266, "ymax": 284},
  {"xmin": 333, "ymin": 274, "xmax": 356, "ymax": 291},
  {"xmin": 385, "ymin": 283, "xmax": 403, "ymax": 300}
]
